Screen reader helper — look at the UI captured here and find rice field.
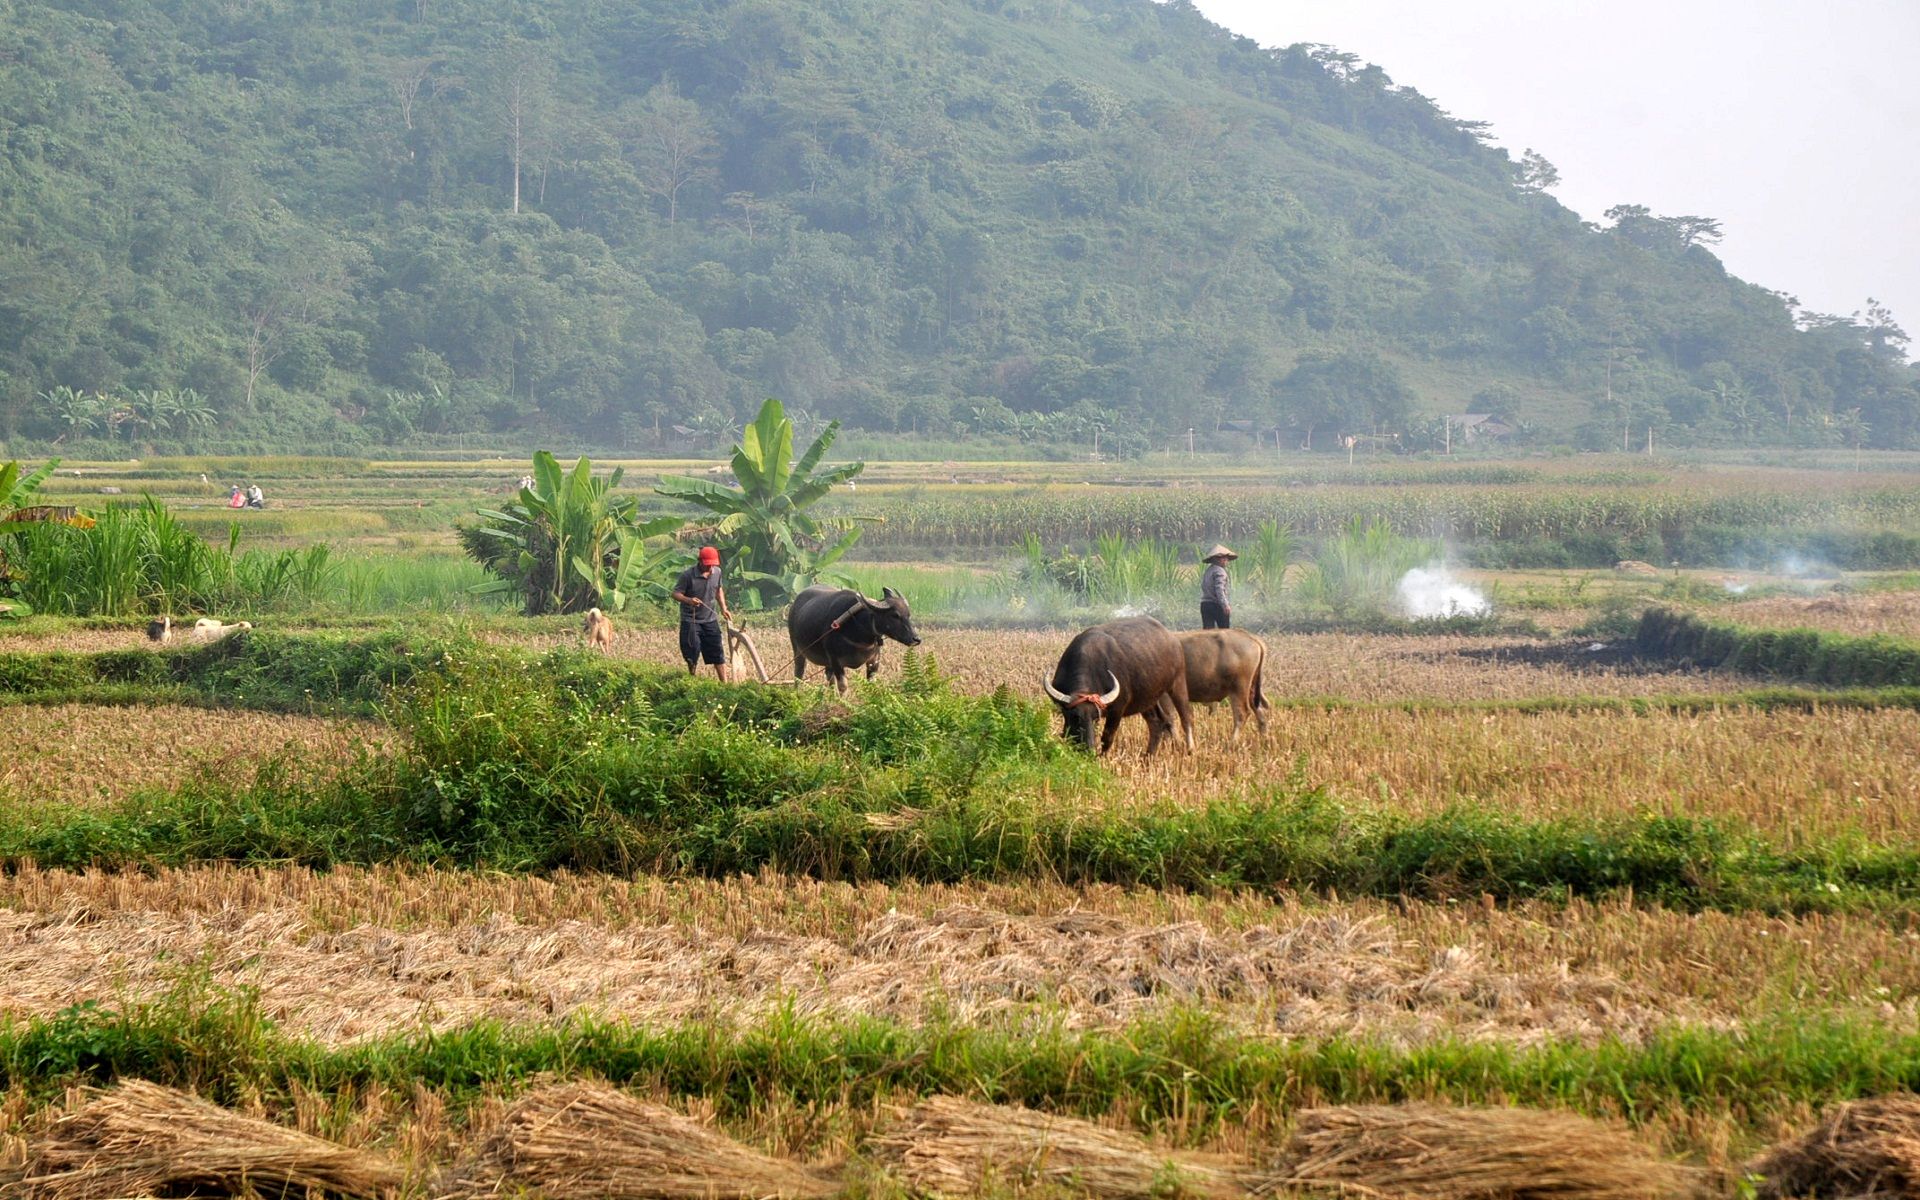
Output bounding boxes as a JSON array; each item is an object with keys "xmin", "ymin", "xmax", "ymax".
[
  {"xmin": 7, "ymin": 453, "xmax": 1920, "ymax": 1191},
  {"xmin": 0, "ymin": 704, "xmax": 387, "ymax": 807},
  {"xmin": 486, "ymin": 626, "xmax": 1754, "ymax": 703},
  {"xmin": 0, "ymin": 865, "xmax": 1911, "ymax": 1049}
]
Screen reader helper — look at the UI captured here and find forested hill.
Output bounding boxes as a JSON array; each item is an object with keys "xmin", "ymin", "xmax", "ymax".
[{"xmin": 2, "ymin": 0, "xmax": 1915, "ymax": 454}]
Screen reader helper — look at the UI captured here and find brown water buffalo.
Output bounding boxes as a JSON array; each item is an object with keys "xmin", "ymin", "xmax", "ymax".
[
  {"xmin": 1170, "ymin": 628, "xmax": 1269, "ymax": 736},
  {"xmin": 1043, "ymin": 616, "xmax": 1193, "ymax": 755},
  {"xmin": 789, "ymin": 585, "xmax": 923, "ymax": 693}
]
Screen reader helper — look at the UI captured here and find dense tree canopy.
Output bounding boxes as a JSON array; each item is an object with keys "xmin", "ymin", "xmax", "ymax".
[{"xmin": 1, "ymin": 0, "xmax": 1914, "ymax": 452}]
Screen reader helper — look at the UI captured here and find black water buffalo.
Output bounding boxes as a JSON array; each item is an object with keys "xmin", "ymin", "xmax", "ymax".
[
  {"xmin": 1167, "ymin": 628, "xmax": 1269, "ymax": 737},
  {"xmin": 789, "ymin": 585, "xmax": 923, "ymax": 693},
  {"xmin": 1043, "ymin": 616, "xmax": 1194, "ymax": 755}
]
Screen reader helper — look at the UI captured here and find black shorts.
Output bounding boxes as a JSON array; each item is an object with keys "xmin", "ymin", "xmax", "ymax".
[
  {"xmin": 1200, "ymin": 600, "xmax": 1230, "ymax": 629},
  {"xmin": 680, "ymin": 619, "xmax": 725, "ymax": 665}
]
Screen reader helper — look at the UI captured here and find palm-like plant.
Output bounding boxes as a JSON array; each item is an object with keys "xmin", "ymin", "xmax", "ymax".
[
  {"xmin": 40, "ymin": 388, "xmax": 104, "ymax": 444},
  {"xmin": 654, "ymin": 398, "xmax": 868, "ymax": 609},
  {"xmin": 459, "ymin": 451, "xmax": 681, "ymax": 615},
  {"xmin": 0, "ymin": 457, "xmax": 58, "ymax": 515}
]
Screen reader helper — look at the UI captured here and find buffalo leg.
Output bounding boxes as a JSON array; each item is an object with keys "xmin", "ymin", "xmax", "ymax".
[
  {"xmin": 1227, "ymin": 688, "xmax": 1249, "ymax": 739},
  {"xmin": 831, "ymin": 667, "xmax": 848, "ymax": 695},
  {"xmin": 1144, "ymin": 706, "xmax": 1172, "ymax": 755},
  {"xmin": 866, "ymin": 659, "xmax": 879, "ymax": 679},
  {"xmin": 1166, "ymin": 677, "xmax": 1196, "ymax": 752},
  {"xmin": 1099, "ymin": 711, "xmax": 1122, "ymax": 754}
]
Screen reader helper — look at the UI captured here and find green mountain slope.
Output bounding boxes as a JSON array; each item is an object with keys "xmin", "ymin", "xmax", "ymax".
[{"xmin": 1, "ymin": 0, "xmax": 1913, "ymax": 453}]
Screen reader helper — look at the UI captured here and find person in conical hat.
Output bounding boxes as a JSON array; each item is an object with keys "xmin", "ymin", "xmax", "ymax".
[{"xmin": 1200, "ymin": 544, "xmax": 1237, "ymax": 629}]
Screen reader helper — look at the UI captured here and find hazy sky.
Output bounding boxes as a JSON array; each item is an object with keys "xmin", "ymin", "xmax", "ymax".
[{"xmin": 1192, "ymin": 0, "xmax": 1920, "ymax": 342}]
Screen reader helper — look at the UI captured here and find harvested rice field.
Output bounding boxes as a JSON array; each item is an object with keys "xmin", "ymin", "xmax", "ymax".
[
  {"xmin": 1115, "ymin": 704, "xmax": 1920, "ymax": 842},
  {"xmin": 0, "ymin": 704, "xmax": 387, "ymax": 807},
  {"xmin": 489, "ymin": 626, "xmax": 1754, "ymax": 702},
  {"xmin": 7, "ymin": 457, "xmax": 1920, "ymax": 1196},
  {"xmin": 1704, "ymin": 589, "xmax": 1920, "ymax": 638},
  {"xmin": 0, "ymin": 865, "xmax": 1913, "ymax": 1048}
]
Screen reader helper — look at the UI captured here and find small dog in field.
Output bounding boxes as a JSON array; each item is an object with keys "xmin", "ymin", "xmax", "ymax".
[
  {"xmin": 582, "ymin": 606, "xmax": 614, "ymax": 653},
  {"xmin": 146, "ymin": 615, "xmax": 172, "ymax": 644}
]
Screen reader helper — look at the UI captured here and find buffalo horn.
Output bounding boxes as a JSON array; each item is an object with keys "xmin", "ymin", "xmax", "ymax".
[
  {"xmin": 1098, "ymin": 671, "xmax": 1122, "ymax": 705},
  {"xmin": 1042, "ymin": 675, "xmax": 1073, "ymax": 704}
]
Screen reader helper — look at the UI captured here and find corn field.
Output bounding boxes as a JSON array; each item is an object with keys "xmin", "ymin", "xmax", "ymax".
[{"xmin": 830, "ymin": 483, "xmax": 1920, "ymax": 548}]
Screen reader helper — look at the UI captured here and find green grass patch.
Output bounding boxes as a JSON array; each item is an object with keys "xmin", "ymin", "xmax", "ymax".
[
  {"xmin": 6, "ymin": 982, "xmax": 1919, "ymax": 1137},
  {"xmin": 4, "ymin": 632, "xmax": 1917, "ymax": 911},
  {"xmin": 1638, "ymin": 607, "xmax": 1920, "ymax": 687}
]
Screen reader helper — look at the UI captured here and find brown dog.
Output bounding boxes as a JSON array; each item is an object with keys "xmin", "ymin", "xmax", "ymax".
[{"xmin": 582, "ymin": 606, "xmax": 615, "ymax": 653}]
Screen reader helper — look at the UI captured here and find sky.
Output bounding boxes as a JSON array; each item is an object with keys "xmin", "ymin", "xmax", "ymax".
[{"xmin": 1192, "ymin": 0, "xmax": 1920, "ymax": 344}]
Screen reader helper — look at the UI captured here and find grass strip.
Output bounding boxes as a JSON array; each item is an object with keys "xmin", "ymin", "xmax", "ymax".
[
  {"xmin": 6, "ymin": 984, "xmax": 1920, "ymax": 1135},
  {"xmin": 1639, "ymin": 607, "xmax": 1920, "ymax": 688},
  {"xmin": 4, "ymin": 777, "xmax": 1916, "ymax": 914},
  {"xmin": 8, "ymin": 631, "xmax": 1920, "ymax": 719},
  {"xmin": 3, "ymin": 635, "xmax": 1917, "ymax": 912}
]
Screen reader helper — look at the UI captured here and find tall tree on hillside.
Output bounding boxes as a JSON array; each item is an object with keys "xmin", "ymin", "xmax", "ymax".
[
  {"xmin": 1516, "ymin": 148, "xmax": 1559, "ymax": 193},
  {"xmin": 626, "ymin": 84, "xmax": 717, "ymax": 224},
  {"xmin": 490, "ymin": 42, "xmax": 553, "ymax": 214}
]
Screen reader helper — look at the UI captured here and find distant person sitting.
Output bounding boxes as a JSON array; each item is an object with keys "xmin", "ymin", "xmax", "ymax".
[
  {"xmin": 228, "ymin": 486, "xmax": 246, "ymax": 509},
  {"xmin": 246, "ymin": 485, "xmax": 265, "ymax": 509}
]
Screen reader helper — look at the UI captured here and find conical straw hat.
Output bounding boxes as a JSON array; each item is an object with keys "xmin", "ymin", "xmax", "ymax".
[{"xmin": 1204, "ymin": 544, "xmax": 1238, "ymax": 561}]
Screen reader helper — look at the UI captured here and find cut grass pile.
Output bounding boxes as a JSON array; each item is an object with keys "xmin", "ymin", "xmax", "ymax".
[
  {"xmin": 11, "ymin": 1078, "xmax": 404, "ymax": 1200},
  {"xmin": 1265, "ymin": 1104, "xmax": 1700, "ymax": 1200},
  {"xmin": 442, "ymin": 1081, "xmax": 837, "ymax": 1200},
  {"xmin": 1743, "ymin": 1093, "xmax": 1920, "ymax": 1199},
  {"xmin": 870, "ymin": 1094, "xmax": 1239, "ymax": 1199}
]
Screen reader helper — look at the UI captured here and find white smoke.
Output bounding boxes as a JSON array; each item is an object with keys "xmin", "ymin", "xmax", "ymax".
[
  {"xmin": 1773, "ymin": 553, "xmax": 1840, "ymax": 581},
  {"xmin": 1110, "ymin": 602, "xmax": 1159, "ymax": 619},
  {"xmin": 1395, "ymin": 564, "xmax": 1491, "ymax": 619}
]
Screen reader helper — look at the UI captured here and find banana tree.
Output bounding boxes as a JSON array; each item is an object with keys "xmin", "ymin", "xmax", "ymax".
[
  {"xmin": 1, "ymin": 458, "xmax": 58, "ymax": 515},
  {"xmin": 654, "ymin": 398, "xmax": 869, "ymax": 609},
  {"xmin": 459, "ymin": 451, "xmax": 681, "ymax": 614}
]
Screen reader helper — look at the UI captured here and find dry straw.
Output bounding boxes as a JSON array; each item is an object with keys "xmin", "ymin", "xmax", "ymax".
[
  {"xmin": 869, "ymin": 1095, "xmax": 1240, "ymax": 1198},
  {"xmin": 1259, "ymin": 1104, "xmax": 1698, "ymax": 1200},
  {"xmin": 439, "ymin": 1081, "xmax": 837, "ymax": 1200},
  {"xmin": 5, "ymin": 1079, "xmax": 402, "ymax": 1200},
  {"xmin": 1743, "ymin": 1093, "xmax": 1920, "ymax": 1199}
]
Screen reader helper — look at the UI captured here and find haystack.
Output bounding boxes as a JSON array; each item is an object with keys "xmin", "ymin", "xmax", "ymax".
[
  {"xmin": 9, "ymin": 1079, "xmax": 402, "ymax": 1200},
  {"xmin": 1613, "ymin": 561, "xmax": 1662, "ymax": 578},
  {"xmin": 439, "ymin": 1081, "xmax": 837, "ymax": 1200},
  {"xmin": 1743, "ymin": 1093, "xmax": 1920, "ymax": 1199},
  {"xmin": 1258, "ymin": 1104, "xmax": 1697, "ymax": 1200},
  {"xmin": 869, "ymin": 1095, "xmax": 1238, "ymax": 1199}
]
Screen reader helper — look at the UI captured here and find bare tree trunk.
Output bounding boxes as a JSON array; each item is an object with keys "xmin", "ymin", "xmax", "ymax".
[{"xmin": 511, "ymin": 104, "xmax": 522, "ymax": 214}]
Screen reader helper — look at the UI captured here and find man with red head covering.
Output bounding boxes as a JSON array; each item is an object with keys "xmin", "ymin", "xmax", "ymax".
[{"xmin": 672, "ymin": 545, "xmax": 734, "ymax": 680}]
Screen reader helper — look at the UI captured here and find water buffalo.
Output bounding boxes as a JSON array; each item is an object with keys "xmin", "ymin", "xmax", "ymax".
[
  {"xmin": 1169, "ymin": 628, "xmax": 1269, "ymax": 737},
  {"xmin": 1043, "ymin": 616, "xmax": 1194, "ymax": 755},
  {"xmin": 789, "ymin": 585, "xmax": 923, "ymax": 693}
]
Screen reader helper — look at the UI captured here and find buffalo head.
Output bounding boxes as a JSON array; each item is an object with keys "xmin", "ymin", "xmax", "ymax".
[
  {"xmin": 867, "ymin": 586, "xmax": 922, "ymax": 647},
  {"xmin": 1043, "ymin": 670, "xmax": 1121, "ymax": 752}
]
